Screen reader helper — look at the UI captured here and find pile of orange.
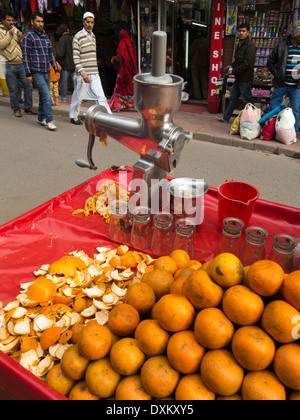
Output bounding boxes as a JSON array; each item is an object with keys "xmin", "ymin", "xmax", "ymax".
[{"xmin": 22, "ymin": 250, "xmax": 300, "ymax": 399}]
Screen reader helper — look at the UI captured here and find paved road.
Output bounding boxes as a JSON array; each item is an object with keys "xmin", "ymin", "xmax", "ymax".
[{"xmin": 0, "ymin": 104, "xmax": 299, "ymax": 226}]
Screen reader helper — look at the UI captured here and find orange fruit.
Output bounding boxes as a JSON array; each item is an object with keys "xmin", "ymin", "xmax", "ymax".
[
  {"xmin": 154, "ymin": 256, "xmax": 178, "ymax": 274},
  {"xmin": 231, "ymin": 326, "xmax": 276, "ymax": 371},
  {"xmin": 282, "ymin": 270, "xmax": 300, "ymax": 310},
  {"xmin": 85, "ymin": 357, "xmax": 122, "ymax": 399},
  {"xmin": 290, "ymin": 391, "xmax": 300, "ymax": 400},
  {"xmin": 70, "ymin": 324, "xmax": 86, "ymax": 344},
  {"xmin": 69, "ymin": 380, "xmax": 99, "ymax": 400},
  {"xmin": 273, "ymin": 343, "xmax": 300, "ymax": 391},
  {"xmin": 120, "ymin": 251, "xmax": 138, "ymax": 268},
  {"xmin": 26, "ymin": 276, "xmax": 56, "ymax": 303},
  {"xmin": 60, "ymin": 344, "xmax": 90, "ymax": 381},
  {"xmin": 125, "ymin": 282, "xmax": 156, "ymax": 314},
  {"xmin": 136, "ymin": 319, "xmax": 170, "ymax": 356},
  {"xmin": 169, "ymin": 249, "xmax": 190, "ymax": 269},
  {"xmin": 194, "ymin": 307, "xmax": 234, "ymax": 349},
  {"xmin": 59, "ymin": 255, "xmax": 86, "ymax": 271},
  {"xmin": 107, "ymin": 303, "xmax": 140, "ymax": 337},
  {"xmin": 183, "ymin": 270, "xmax": 223, "ymax": 310},
  {"xmin": 241, "ymin": 370, "xmax": 286, "ymax": 400},
  {"xmin": 153, "ymin": 293, "xmax": 195, "ymax": 332},
  {"xmin": 247, "ymin": 260, "xmax": 285, "ymax": 297},
  {"xmin": 167, "ymin": 330, "xmax": 205, "ymax": 374},
  {"xmin": 200, "ymin": 349, "xmax": 244, "ymax": 396},
  {"xmin": 170, "ymin": 275, "xmax": 189, "ymax": 295},
  {"xmin": 140, "ymin": 355, "xmax": 180, "ymax": 399},
  {"xmin": 222, "ymin": 285, "xmax": 264, "ymax": 326},
  {"xmin": 48, "ymin": 258, "xmax": 77, "ymax": 277},
  {"xmin": 115, "ymin": 374, "xmax": 152, "ymax": 400},
  {"xmin": 141, "ymin": 269, "xmax": 174, "ymax": 300},
  {"xmin": 216, "ymin": 393, "xmax": 242, "ymax": 400},
  {"xmin": 77, "ymin": 323, "xmax": 111, "ymax": 360},
  {"xmin": 110, "ymin": 337, "xmax": 146, "ymax": 376},
  {"xmin": 261, "ymin": 300, "xmax": 300, "ymax": 343},
  {"xmin": 210, "ymin": 253, "xmax": 244, "ymax": 288},
  {"xmin": 189, "ymin": 260, "xmax": 202, "ymax": 270},
  {"xmin": 175, "ymin": 373, "xmax": 215, "ymax": 400},
  {"xmin": 45, "ymin": 363, "xmax": 75, "ymax": 396},
  {"xmin": 40, "ymin": 327, "xmax": 63, "ymax": 350},
  {"xmin": 174, "ymin": 267, "xmax": 195, "ymax": 279}
]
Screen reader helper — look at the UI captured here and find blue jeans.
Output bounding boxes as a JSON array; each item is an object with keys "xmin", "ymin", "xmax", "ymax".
[
  {"xmin": 32, "ymin": 73, "xmax": 53, "ymax": 123},
  {"xmin": 59, "ymin": 69, "xmax": 74, "ymax": 100},
  {"xmin": 269, "ymin": 86, "xmax": 300, "ymax": 133},
  {"xmin": 5, "ymin": 63, "xmax": 33, "ymax": 112},
  {"xmin": 223, "ymin": 81, "xmax": 253, "ymax": 122}
]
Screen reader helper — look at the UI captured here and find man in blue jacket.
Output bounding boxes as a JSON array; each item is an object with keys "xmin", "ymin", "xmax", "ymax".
[
  {"xmin": 23, "ymin": 12, "xmax": 60, "ymax": 131},
  {"xmin": 267, "ymin": 21, "xmax": 300, "ymax": 133}
]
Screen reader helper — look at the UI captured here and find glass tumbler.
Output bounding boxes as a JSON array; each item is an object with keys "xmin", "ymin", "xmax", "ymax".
[
  {"xmin": 293, "ymin": 239, "xmax": 300, "ymax": 271},
  {"xmin": 217, "ymin": 217, "xmax": 244, "ymax": 258},
  {"xmin": 172, "ymin": 218, "xmax": 195, "ymax": 258},
  {"xmin": 130, "ymin": 206, "xmax": 152, "ymax": 251},
  {"xmin": 151, "ymin": 213, "xmax": 174, "ymax": 257},
  {"xmin": 269, "ymin": 233, "xmax": 298, "ymax": 273},
  {"xmin": 240, "ymin": 226, "xmax": 269, "ymax": 266},
  {"xmin": 109, "ymin": 200, "xmax": 130, "ymax": 244}
]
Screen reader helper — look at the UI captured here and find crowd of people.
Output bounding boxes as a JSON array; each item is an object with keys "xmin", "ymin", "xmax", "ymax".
[{"xmin": 0, "ymin": 9, "xmax": 138, "ymax": 131}]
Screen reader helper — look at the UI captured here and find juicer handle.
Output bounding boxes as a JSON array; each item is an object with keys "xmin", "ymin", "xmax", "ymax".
[{"xmin": 75, "ymin": 133, "xmax": 98, "ymax": 170}]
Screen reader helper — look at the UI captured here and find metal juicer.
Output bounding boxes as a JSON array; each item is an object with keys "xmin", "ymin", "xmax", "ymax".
[{"xmin": 76, "ymin": 31, "xmax": 192, "ymax": 206}]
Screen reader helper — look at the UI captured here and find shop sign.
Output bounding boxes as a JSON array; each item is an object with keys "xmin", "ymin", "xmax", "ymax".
[{"xmin": 208, "ymin": 0, "xmax": 225, "ymax": 99}]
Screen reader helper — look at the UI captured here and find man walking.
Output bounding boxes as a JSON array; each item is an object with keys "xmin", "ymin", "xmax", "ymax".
[
  {"xmin": 22, "ymin": 11, "xmax": 60, "ymax": 131},
  {"xmin": 56, "ymin": 23, "xmax": 75, "ymax": 103},
  {"xmin": 218, "ymin": 23, "xmax": 256, "ymax": 123},
  {"xmin": 267, "ymin": 20, "xmax": 300, "ymax": 134},
  {"xmin": 0, "ymin": 9, "xmax": 37, "ymax": 118},
  {"xmin": 69, "ymin": 12, "xmax": 111, "ymax": 125}
]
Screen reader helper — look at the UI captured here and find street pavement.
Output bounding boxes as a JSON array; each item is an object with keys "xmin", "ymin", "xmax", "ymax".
[{"xmin": 0, "ymin": 91, "xmax": 299, "ymax": 226}]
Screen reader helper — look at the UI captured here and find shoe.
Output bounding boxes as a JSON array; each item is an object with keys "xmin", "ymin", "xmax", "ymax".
[
  {"xmin": 46, "ymin": 121, "xmax": 57, "ymax": 131},
  {"xmin": 14, "ymin": 110, "xmax": 22, "ymax": 117},
  {"xmin": 58, "ymin": 99, "xmax": 66, "ymax": 103},
  {"xmin": 25, "ymin": 108, "xmax": 38, "ymax": 115},
  {"xmin": 216, "ymin": 117, "xmax": 227, "ymax": 123},
  {"xmin": 38, "ymin": 119, "xmax": 47, "ymax": 126},
  {"xmin": 70, "ymin": 118, "xmax": 83, "ymax": 125}
]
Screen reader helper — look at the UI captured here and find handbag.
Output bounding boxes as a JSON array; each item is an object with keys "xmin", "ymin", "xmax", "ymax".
[
  {"xmin": 275, "ymin": 108, "xmax": 297, "ymax": 145},
  {"xmin": 230, "ymin": 110, "xmax": 243, "ymax": 135},
  {"xmin": 260, "ymin": 116, "xmax": 276, "ymax": 141},
  {"xmin": 240, "ymin": 103, "xmax": 261, "ymax": 124},
  {"xmin": 240, "ymin": 121, "xmax": 261, "ymax": 140}
]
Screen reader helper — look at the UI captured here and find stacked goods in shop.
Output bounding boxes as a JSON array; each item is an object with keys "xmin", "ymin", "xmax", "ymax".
[{"xmin": 0, "ymin": 247, "xmax": 300, "ymax": 400}]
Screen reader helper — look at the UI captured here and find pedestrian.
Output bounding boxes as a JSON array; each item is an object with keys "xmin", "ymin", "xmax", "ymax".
[
  {"xmin": 22, "ymin": 11, "xmax": 60, "ymax": 131},
  {"xmin": 189, "ymin": 31, "xmax": 209, "ymax": 100},
  {"xmin": 0, "ymin": 9, "xmax": 37, "ymax": 118},
  {"xmin": 109, "ymin": 29, "xmax": 138, "ymax": 112},
  {"xmin": 56, "ymin": 23, "xmax": 75, "ymax": 103},
  {"xmin": 50, "ymin": 61, "xmax": 61, "ymax": 106},
  {"xmin": 69, "ymin": 12, "xmax": 111, "ymax": 125},
  {"xmin": 217, "ymin": 23, "xmax": 256, "ymax": 123},
  {"xmin": 267, "ymin": 20, "xmax": 300, "ymax": 134}
]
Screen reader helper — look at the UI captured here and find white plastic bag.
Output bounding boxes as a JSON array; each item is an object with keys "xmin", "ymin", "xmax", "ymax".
[
  {"xmin": 275, "ymin": 108, "xmax": 297, "ymax": 145},
  {"xmin": 240, "ymin": 103, "xmax": 261, "ymax": 123},
  {"xmin": 240, "ymin": 121, "xmax": 261, "ymax": 140}
]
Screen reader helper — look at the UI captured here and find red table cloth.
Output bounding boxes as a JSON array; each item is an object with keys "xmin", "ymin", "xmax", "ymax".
[{"xmin": 0, "ymin": 167, "xmax": 299, "ymax": 399}]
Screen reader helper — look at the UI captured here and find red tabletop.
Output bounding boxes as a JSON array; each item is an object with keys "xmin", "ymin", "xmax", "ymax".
[{"xmin": 0, "ymin": 167, "xmax": 299, "ymax": 399}]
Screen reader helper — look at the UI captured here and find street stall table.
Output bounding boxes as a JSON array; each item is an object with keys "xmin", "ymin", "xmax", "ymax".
[{"xmin": 0, "ymin": 167, "xmax": 299, "ymax": 400}]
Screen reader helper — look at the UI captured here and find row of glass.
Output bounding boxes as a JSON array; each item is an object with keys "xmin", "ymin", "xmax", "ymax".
[
  {"xmin": 217, "ymin": 217, "xmax": 299, "ymax": 273},
  {"xmin": 108, "ymin": 200, "xmax": 195, "ymax": 257}
]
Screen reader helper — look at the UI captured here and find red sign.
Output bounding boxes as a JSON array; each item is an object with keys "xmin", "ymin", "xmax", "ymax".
[{"xmin": 208, "ymin": 0, "xmax": 226, "ymax": 99}]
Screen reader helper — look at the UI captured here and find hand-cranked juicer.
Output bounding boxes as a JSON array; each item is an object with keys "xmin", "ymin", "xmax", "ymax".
[{"xmin": 76, "ymin": 31, "xmax": 192, "ymax": 207}]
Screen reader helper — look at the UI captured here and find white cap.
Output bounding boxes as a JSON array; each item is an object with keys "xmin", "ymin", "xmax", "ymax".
[{"xmin": 83, "ymin": 12, "xmax": 95, "ymax": 20}]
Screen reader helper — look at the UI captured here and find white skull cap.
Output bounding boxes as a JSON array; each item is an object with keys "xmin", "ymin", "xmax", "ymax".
[{"xmin": 83, "ymin": 12, "xmax": 95, "ymax": 20}]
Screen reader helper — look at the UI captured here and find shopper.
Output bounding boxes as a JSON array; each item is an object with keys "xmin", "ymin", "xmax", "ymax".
[
  {"xmin": 56, "ymin": 23, "xmax": 75, "ymax": 103},
  {"xmin": 23, "ymin": 11, "xmax": 60, "ymax": 131},
  {"xmin": 0, "ymin": 9, "xmax": 37, "ymax": 118},
  {"xmin": 267, "ymin": 20, "xmax": 300, "ymax": 133},
  {"xmin": 189, "ymin": 31, "xmax": 209, "ymax": 100},
  {"xmin": 69, "ymin": 12, "xmax": 111, "ymax": 125},
  {"xmin": 109, "ymin": 29, "xmax": 138, "ymax": 112},
  {"xmin": 218, "ymin": 23, "xmax": 256, "ymax": 123},
  {"xmin": 50, "ymin": 61, "xmax": 61, "ymax": 106}
]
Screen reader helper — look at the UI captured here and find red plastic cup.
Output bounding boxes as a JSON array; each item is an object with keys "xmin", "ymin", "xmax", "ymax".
[{"xmin": 217, "ymin": 181, "xmax": 259, "ymax": 231}]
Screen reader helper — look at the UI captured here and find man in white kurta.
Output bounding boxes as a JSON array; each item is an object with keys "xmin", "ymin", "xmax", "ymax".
[{"xmin": 69, "ymin": 12, "xmax": 111, "ymax": 125}]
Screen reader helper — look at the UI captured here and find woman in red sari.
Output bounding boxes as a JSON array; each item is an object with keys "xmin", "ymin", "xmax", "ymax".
[{"xmin": 109, "ymin": 30, "xmax": 138, "ymax": 112}]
